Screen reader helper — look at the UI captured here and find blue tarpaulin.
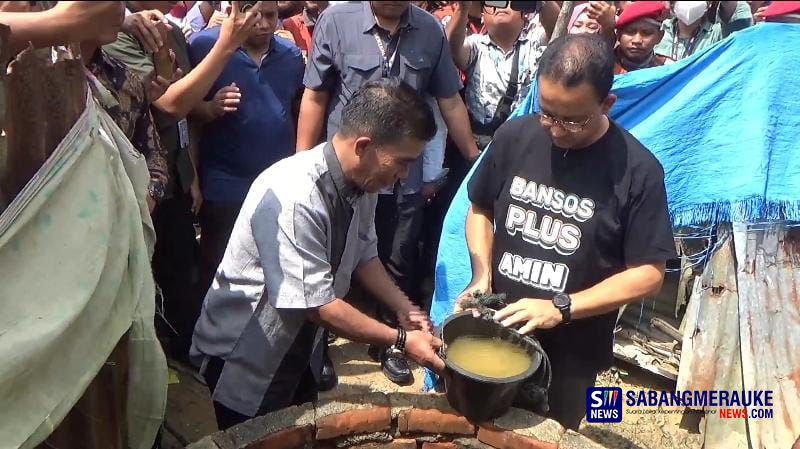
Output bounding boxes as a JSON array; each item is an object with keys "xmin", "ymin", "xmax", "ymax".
[{"xmin": 426, "ymin": 23, "xmax": 800, "ymax": 389}]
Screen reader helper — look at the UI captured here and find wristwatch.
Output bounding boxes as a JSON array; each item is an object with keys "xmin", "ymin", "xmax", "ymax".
[
  {"xmin": 148, "ymin": 182, "xmax": 166, "ymax": 202},
  {"xmin": 552, "ymin": 293, "xmax": 572, "ymax": 324}
]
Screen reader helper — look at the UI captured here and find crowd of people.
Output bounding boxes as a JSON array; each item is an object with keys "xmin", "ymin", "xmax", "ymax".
[{"xmin": 2, "ymin": 0, "xmax": 799, "ymax": 446}]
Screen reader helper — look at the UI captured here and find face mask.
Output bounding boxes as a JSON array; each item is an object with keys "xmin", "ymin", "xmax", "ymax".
[{"xmin": 674, "ymin": 1, "xmax": 708, "ymax": 26}]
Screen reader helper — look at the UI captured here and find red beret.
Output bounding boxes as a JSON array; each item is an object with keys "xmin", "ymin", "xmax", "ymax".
[
  {"xmin": 616, "ymin": 1, "xmax": 667, "ymax": 29},
  {"xmin": 762, "ymin": 1, "xmax": 800, "ymax": 18}
]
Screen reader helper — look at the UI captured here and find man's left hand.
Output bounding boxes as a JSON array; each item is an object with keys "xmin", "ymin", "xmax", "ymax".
[
  {"xmin": 422, "ymin": 182, "xmax": 438, "ymax": 203},
  {"xmin": 397, "ymin": 305, "xmax": 433, "ymax": 334},
  {"xmin": 146, "ymin": 194, "xmax": 156, "ymax": 214},
  {"xmin": 190, "ymin": 177, "xmax": 203, "ymax": 215},
  {"xmin": 494, "ymin": 298, "xmax": 562, "ymax": 334}
]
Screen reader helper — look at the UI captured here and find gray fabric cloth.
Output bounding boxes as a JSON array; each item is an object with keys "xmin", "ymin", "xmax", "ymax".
[
  {"xmin": 303, "ymin": 1, "xmax": 461, "ymax": 194},
  {"xmin": 190, "ymin": 142, "xmax": 378, "ymax": 416}
]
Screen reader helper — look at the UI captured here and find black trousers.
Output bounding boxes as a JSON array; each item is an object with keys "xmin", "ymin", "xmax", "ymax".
[
  {"xmin": 374, "ymin": 192, "xmax": 425, "ymax": 324},
  {"xmin": 203, "ymin": 356, "xmax": 319, "ymax": 431},
  {"xmin": 196, "ymin": 199, "xmax": 244, "ymax": 306},
  {"xmin": 542, "ymin": 344, "xmax": 601, "ymax": 431},
  {"xmin": 151, "ymin": 188, "xmax": 200, "ymax": 360}
]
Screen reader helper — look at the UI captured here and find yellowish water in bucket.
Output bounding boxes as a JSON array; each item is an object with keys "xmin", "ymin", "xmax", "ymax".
[{"xmin": 446, "ymin": 335, "xmax": 531, "ymax": 379}]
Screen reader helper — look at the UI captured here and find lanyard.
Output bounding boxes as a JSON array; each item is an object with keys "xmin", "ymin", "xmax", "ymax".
[
  {"xmin": 372, "ymin": 29, "xmax": 401, "ymax": 78},
  {"xmin": 671, "ymin": 20, "xmax": 702, "ymax": 60}
]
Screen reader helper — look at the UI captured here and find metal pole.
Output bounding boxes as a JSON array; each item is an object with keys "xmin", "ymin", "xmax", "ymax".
[{"xmin": 549, "ymin": 1, "xmax": 576, "ymax": 42}]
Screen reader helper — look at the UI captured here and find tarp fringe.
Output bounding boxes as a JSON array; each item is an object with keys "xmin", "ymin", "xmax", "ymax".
[{"xmin": 671, "ymin": 199, "xmax": 800, "ymax": 228}]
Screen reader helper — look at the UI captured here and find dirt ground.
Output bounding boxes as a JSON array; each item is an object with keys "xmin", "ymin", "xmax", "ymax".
[
  {"xmin": 581, "ymin": 367, "xmax": 703, "ymax": 449},
  {"xmin": 163, "ymin": 339, "xmax": 703, "ymax": 448}
]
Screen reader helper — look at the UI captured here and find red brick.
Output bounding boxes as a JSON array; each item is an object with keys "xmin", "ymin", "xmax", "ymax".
[
  {"xmin": 422, "ymin": 443, "xmax": 460, "ymax": 449},
  {"xmin": 245, "ymin": 426, "xmax": 312, "ymax": 449},
  {"xmin": 400, "ymin": 409, "xmax": 476, "ymax": 435},
  {"xmin": 477, "ymin": 426, "xmax": 558, "ymax": 449},
  {"xmin": 316, "ymin": 406, "xmax": 392, "ymax": 440},
  {"xmin": 350, "ymin": 440, "xmax": 418, "ymax": 449}
]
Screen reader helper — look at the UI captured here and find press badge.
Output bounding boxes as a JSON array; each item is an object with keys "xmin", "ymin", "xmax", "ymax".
[{"xmin": 178, "ymin": 118, "xmax": 189, "ymax": 149}]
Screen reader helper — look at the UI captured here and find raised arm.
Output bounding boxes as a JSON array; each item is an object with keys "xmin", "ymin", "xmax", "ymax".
[
  {"xmin": 445, "ymin": 1, "xmax": 473, "ymax": 70},
  {"xmin": 154, "ymin": 2, "xmax": 260, "ymax": 118}
]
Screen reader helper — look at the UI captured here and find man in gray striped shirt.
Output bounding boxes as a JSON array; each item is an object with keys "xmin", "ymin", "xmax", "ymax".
[{"xmin": 191, "ymin": 79, "xmax": 446, "ymax": 430}]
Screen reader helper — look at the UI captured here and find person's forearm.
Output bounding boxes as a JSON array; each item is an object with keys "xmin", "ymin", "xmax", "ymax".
[
  {"xmin": 600, "ymin": 26, "xmax": 616, "ymax": 44},
  {"xmin": 296, "ymin": 88, "xmax": 330, "ymax": 151},
  {"xmin": 354, "ymin": 257, "xmax": 415, "ymax": 314},
  {"xmin": 189, "ymin": 100, "xmax": 218, "ymax": 124},
  {"xmin": 570, "ymin": 263, "xmax": 665, "ymax": 320},
  {"xmin": 437, "ymin": 95, "xmax": 479, "ymax": 162},
  {"xmin": 466, "ymin": 204, "xmax": 494, "ymax": 283},
  {"xmin": 539, "ymin": 1, "xmax": 561, "ymax": 40},
  {"xmin": 0, "ymin": 9, "xmax": 78, "ymax": 56},
  {"xmin": 445, "ymin": 5, "xmax": 470, "ymax": 69},
  {"xmin": 154, "ymin": 43, "xmax": 237, "ymax": 118},
  {"xmin": 308, "ymin": 298, "xmax": 398, "ymax": 347}
]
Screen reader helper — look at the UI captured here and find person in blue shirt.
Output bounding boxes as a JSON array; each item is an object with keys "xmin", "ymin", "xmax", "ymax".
[{"xmin": 188, "ymin": 0, "xmax": 304, "ymax": 309}]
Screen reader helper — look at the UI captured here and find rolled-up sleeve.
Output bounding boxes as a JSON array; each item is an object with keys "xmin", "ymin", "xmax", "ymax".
[
  {"xmin": 251, "ymin": 190, "xmax": 335, "ymax": 309},
  {"xmin": 428, "ymin": 30, "xmax": 462, "ymax": 99},
  {"xmin": 303, "ymin": 11, "xmax": 338, "ymax": 91}
]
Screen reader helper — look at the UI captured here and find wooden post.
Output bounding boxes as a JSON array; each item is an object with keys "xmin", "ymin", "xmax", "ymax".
[{"xmin": 549, "ymin": 1, "xmax": 576, "ymax": 42}]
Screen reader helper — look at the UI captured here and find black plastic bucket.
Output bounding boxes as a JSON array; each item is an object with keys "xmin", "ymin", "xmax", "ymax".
[{"xmin": 440, "ymin": 312, "xmax": 542, "ymax": 423}]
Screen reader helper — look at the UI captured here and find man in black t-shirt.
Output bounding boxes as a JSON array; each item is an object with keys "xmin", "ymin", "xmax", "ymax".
[{"xmin": 459, "ymin": 34, "xmax": 676, "ymax": 430}]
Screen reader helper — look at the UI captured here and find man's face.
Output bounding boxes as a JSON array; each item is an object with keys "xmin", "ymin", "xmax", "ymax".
[
  {"xmin": 618, "ymin": 21, "xmax": 664, "ymax": 62},
  {"xmin": 483, "ymin": 5, "xmax": 524, "ymax": 36},
  {"xmin": 370, "ymin": 1, "xmax": 411, "ymax": 19},
  {"xmin": 305, "ymin": 1, "xmax": 328, "ymax": 16},
  {"xmin": 537, "ymin": 76, "xmax": 614, "ymax": 149},
  {"xmin": 246, "ymin": 1, "xmax": 279, "ymax": 47},
  {"xmin": 136, "ymin": 1, "xmax": 179, "ymax": 14},
  {"xmin": 357, "ymin": 137, "xmax": 425, "ymax": 193}
]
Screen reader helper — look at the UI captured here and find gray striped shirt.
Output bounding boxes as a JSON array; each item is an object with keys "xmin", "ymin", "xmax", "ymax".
[{"xmin": 190, "ymin": 142, "xmax": 378, "ymax": 416}]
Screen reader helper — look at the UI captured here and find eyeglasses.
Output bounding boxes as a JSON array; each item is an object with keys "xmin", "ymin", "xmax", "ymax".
[{"xmin": 538, "ymin": 112, "xmax": 595, "ymax": 133}]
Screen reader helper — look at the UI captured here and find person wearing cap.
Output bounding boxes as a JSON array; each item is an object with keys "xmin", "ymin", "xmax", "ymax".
[
  {"xmin": 757, "ymin": 1, "xmax": 800, "ymax": 23},
  {"xmin": 654, "ymin": 1, "xmax": 753, "ymax": 61},
  {"xmin": 614, "ymin": 1, "xmax": 670, "ymax": 74}
]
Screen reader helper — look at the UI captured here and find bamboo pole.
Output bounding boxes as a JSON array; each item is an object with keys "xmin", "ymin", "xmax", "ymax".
[{"xmin": 549, "ymin": 1, "xmax": 576, "ymax": 42}]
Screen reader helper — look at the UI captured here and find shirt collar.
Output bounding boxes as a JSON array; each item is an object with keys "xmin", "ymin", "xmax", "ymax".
[
  {"xmin": 239, "ymin": 36, "xmax": 284, "ymax": 64},
  {"xmin": 323, "ymin": 142, "xmax": 363, "ymax": 203},
  {"xmin": 361, "ymin": 2, "xmax": 417, "ymax": 34},
  {"xmin": 615, "ymin": 47, "xmax": 657, "ymax": 72},
  {"xmin": 478, "ymin": 32, "xmax": 527, "ymax": 54}
]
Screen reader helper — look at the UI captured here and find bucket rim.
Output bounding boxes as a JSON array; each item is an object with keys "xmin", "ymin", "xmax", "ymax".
[{"xmin": 440, "ymin": 311, "xmax": 541, "ymax": 385}]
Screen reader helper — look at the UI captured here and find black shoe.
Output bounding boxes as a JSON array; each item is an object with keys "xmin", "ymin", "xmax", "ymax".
[
  {"xmin": 382, "ymin": 350, "xmax": 413, "ymax": 385},
  {"xmin": 319, "ymin": 354, "xmax": 338, "ymax": 392}
]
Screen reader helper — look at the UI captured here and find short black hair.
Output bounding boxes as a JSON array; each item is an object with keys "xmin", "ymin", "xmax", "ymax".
[
  {"xmin": 340, "ymin": 79, "xmax": 437, "ymax": 146},
  {"xmin": 536, "ymin": 33, "xmax": 614, "ymax": 100}
]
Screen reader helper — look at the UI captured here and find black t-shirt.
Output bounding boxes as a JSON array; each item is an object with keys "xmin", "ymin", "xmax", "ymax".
[{"xmin": 467, "ymin": 115, "xmax": 677, "ymax": 370}]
